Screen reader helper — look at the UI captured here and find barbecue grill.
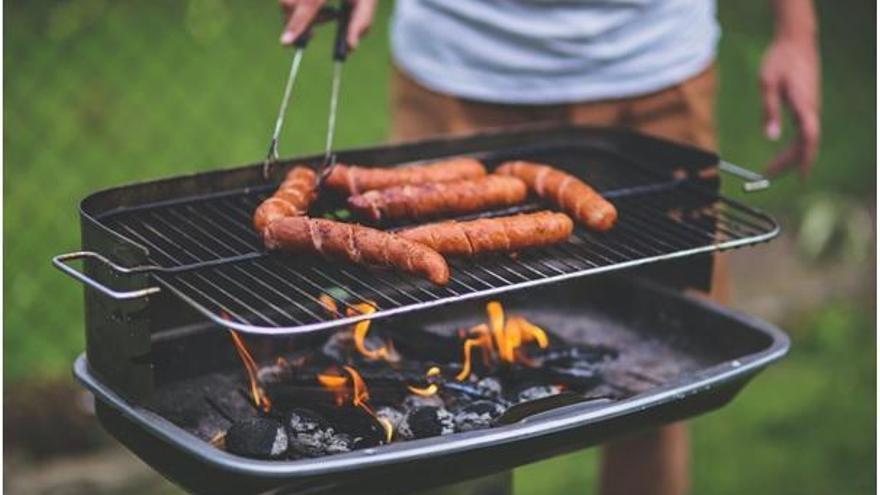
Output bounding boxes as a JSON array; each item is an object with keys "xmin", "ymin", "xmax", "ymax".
[{"xmin": 56, "ymin": 125, "xmax": 788, "ymax": 495}]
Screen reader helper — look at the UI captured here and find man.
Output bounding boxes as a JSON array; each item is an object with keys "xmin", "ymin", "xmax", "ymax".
[{"xmin": 278, "ymin": 1, "xmax": 821, "ymax": 493}]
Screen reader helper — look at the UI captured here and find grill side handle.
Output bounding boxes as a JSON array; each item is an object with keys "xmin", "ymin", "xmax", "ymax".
[
  {"xmin": 52, "ymin": 251, "xmax": 161, "ymax": 300},
  {"xmin": 719, "ymin": 160, "xmax": 770, "ymax": 192}
]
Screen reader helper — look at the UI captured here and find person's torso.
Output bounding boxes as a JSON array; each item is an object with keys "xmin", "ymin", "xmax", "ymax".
[{"xmin": 391, "ymin": 0, "xmax": 719, "ymax": 104}]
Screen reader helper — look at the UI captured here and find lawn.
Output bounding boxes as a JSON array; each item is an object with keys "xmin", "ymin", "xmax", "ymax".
[{"xmin": 4, "ymin": 1, "xmax": 875, "ymax": 493}]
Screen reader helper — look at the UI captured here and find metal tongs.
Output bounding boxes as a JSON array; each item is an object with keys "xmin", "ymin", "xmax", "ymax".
[{"xmin": 262, "ymin": 1, "xmax": 353, "ymax": 182}]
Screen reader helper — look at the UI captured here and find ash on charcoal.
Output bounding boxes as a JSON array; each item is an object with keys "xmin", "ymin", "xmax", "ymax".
[
  {"xmin": 376, "ymin": 406, "xmax": 405, "ymax": 431},
  {"xmin": 514, "ymin": 385, "xmax": 563, "ymax": 404},
  {"xmin": 453, "ymin": 401, "xmax": 505, "ymax": 432},
  {"xmin": 475, "ymin": 377, "xmax": 503, "ymax": 398},
  {"xmin": 398, "ymin": 407, "xmax": 455, "ymax": 440},
  {"xmin": 403, "ymin": 393, "xmax": 445, "ymax": 410},
  {"xmin": 225, "ymin": 418, "xmax": 288, "ymax": 459},
  {"xmin": 287, "ymin": 408, "xmax": 353, "ymax": 458}
]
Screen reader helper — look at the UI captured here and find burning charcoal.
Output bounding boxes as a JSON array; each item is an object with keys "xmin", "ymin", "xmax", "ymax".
[
  {"xmin": 398, "ymin": 407, "xmax": 455, "ymax": 440},
  {"xmin": 376, "ymin": 406, "xmax": 405, "ymax": 431},
  {"xmin": 513, "ymin": 385, "xmax": 563, "ymax": 404},
  {"xmin": 453, "ymin": 401, "xmax": 505, "ymax": 432},
  {"xmin": 403, "ymin": 394, "xmax": 445, "ymax": 410},
  {"xmin": 225, "ymin": 418, "xmax": 288, "ymax": 460},
  {"xmin": 257, "ymin": 360, "xmax": 295, "ymax": 385},
  {"xmin": 475, "ymin": 377, "xmax": 503, "ymax": 398},
  {"xmin": 321, "ymin": 331, "xmax": 354, "ymax": 362},
  {"xmin": 287, "ymin": 408, "xmax": 353, "ymax": 458},
  {"xmin": 531, "ymin": 345, "xmax": 619, "ymax": 366}
]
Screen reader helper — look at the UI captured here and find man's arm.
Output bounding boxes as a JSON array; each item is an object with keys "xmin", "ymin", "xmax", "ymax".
[{"xmin": 761, "ymin": 0, "xmax": 821, "ymax": 178}]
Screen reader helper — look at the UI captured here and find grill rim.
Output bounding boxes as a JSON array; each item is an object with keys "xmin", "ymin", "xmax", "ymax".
[{"xmin": 73, "ymin": 279, "xmax": 790, "ymax": 478}]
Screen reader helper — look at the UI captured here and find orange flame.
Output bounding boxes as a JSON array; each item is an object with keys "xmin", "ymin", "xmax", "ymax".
[
  {"xmin": 318, "ymin": 293, "xmax": 339, "ymax": 316},
  {"xmin": 408, "ymin": 366, "xmax": 442, "ymax": 397},
  {"xmin": 228, "ymin": 330, "xmax": 272, "ymax": 413},
  {"xmin": 347, "ymin": 302, "xmax": 397, "ymax": 363},
  {"xmin": 316, "ymin": 366, "xmax": 393, "ymax": 443},
  {"xmin": 456, "ymin": 302, "xmax": 550, "ymax": 381}
]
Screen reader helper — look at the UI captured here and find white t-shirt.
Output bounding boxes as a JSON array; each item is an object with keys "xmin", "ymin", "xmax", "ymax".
[{"xmin": 391, "ymin": 0, "xmax": 719, "ymax": 105}]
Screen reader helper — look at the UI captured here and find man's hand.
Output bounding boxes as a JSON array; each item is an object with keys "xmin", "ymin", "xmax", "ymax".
[
  {"xmin": 761, "ymin": 0, "xmax": 821, "ymax": 179},
  {"xmin": 279, "ymin": 0, "xmax": 377, "ymax": 49}
]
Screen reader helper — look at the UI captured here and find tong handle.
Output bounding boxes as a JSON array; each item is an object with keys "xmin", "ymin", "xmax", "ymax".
[
  {"xmin": 719, "ymin": 160, "xmax": 771, "ymax": 192},
  {"xmin": 333, "ymin": 0, "xmax": 353, "ymax": 61},
  {"xmin": 294, "ymin": 5, "xmax": 339, "ymax": 48},
  {"xmin": 53, "ymin": 251, "xmax": 161, "ymax": 300}
]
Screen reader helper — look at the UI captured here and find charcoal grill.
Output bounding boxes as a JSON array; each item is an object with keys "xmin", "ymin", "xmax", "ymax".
[{"xmin": 56, "ymin": 125, "xmax": 788, "ymax": 494}]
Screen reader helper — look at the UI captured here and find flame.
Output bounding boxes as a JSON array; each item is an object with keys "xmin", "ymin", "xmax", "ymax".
[
  {"xmin": 228, "ymin": 330, "xmax": 272, "ymax": 413},
  {"xmin": 346, "ymin": 302, "xmax": 397, "ymax": 363},
  {"xmin": 456, "ymin": 302, "xmax": 550, "ymax": 381},
  {"xmin": 316, "ymin": 366, "xmax": 393, "ymax": 443},
  {"xmin": 456, "ymin": 324, "xmax": 494, "ymax": 382},
  {"xmin": 319, "ymin": 293, "xmax": 339, "ymax": 316},
  {"xmin": 408, "ymin": 366, "xmax": 442, "ymax": 397}
]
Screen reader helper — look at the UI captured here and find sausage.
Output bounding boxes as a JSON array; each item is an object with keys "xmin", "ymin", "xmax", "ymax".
[
  {"xmin": 263, "ymin": 217, "xmax": 450, "ymax": 285},
  {"xmin": 324, "ymin": 157, "xmax": 487, "ymax": 195},
  {"xmin": 398, "ymin": 211, "xmax": 573, "ymax": 256},
  {"xmin": 495, "ymin": 161, "xmax": 617, "ymax": 231},
  {"xmin": 253, "ymin": 166, "xmax": 317, "ymax": 232},
  {"xmin": 348, "ymin": 175, "xmax": 528, "ymax": 222}
]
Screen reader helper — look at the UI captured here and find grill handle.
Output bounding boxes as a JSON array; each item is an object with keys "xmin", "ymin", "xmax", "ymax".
[
  {"xmin": 719, "ymin": 160, "xmax": 770, "ymax": 192},
  {"xmin": 52, "ymin": 251, "xmax": 161, "ymax": 300}
]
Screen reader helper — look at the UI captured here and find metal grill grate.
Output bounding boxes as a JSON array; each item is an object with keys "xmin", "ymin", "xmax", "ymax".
[{"xmin": 95, "ymin": 185, "xmax": 776, "ymax": 335}]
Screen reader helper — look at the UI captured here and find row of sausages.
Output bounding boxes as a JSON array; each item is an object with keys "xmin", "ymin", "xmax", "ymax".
[{"xmin": 253, "ymin": 158, "xmax": 617, "ymax": 285}]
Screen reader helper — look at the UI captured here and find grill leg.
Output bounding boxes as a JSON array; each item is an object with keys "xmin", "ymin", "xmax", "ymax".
[{"xmin": 412, "ymin": 471, "xmax": 512, "ymax": 495}]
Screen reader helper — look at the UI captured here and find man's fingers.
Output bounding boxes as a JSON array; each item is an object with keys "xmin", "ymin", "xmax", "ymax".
[
  {"xmin": 347, "ymin": 0, "xmax": 377, "ymax": 50},
  {"xmin": 765, "ymin": 143, "xmax": 800, "ymax": 178},
  {"xmin": 281, "ymin": 0, "xmax": 323, "ymax": 45},
  {"xmin": 760, "ymin": 73, "xmax": 782, "ymax": 141},
  {"xmin": 794, "ymin": 105, "xmax": 820, "ymax": 178}
]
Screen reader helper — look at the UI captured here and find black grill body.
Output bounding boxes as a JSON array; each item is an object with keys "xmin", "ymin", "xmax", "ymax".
[{"xmin": 75, "ymin": 275, "xmax": 788, "ymax": 495}]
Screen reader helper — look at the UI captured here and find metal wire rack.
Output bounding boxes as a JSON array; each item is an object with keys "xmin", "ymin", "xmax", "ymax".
[{"xmin": 54, "ymin": 140, "xmax": 778, "ymax": 335}]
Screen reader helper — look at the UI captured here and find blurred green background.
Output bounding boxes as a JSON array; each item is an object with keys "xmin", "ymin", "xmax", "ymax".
[{"xmin": 4, "ymin": 1, "xmax": 875, "ymax": 494}]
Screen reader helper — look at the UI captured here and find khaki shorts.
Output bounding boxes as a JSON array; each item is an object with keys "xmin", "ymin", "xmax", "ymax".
[{"xmin": 388, "ymin": 64, "xmax": 727, "ymax": 301}]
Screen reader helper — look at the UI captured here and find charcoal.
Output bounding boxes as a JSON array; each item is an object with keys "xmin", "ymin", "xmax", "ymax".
[
  {"xmin": 403, "ymin": 394, "xmax": 445, "ymax": 411},
  {"xmin": 513, "ymin": 385, "xmax": 563, "ymax": 404},
  {"xmin": 376, "ymin": 406, "xmax": 405, "ymax": 430},
  {"xmin": 475, "ymin": 377, "xmax": 503, "ymax": 398},
  {"xmin": 398, "ymin": 407, "xmax": 455, "ymax": 440},
  {"xmin": 287, "ymin": 408, "xmax": 353, "ymax": 458},
  {"xmin": 453, "ymin": 401, "xmax": 505, "ymax": 432},
  {"xmin": 225, "ymin": 418, "xmax": 288, "ymax": 459},
  {"xmin": 390, "ymin": 328, "xmax": 461, "ymax": 362},
  {"xmin": 530, "ymin": 345, "xmax": 618, "ymax": 366}
]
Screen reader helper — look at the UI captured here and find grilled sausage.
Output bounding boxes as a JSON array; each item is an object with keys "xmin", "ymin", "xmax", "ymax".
[
  {"xmin": 263, "ymin": 217, "xmax": 450, "ymax": 285},
  {"xmin": 324, "ymin": 158, "xmax": 487, "ymax": 195},
  {"xmin": 348, "ymin": 175, "xmax": 527, "ymax": 222},
  {"xmin": 398, "ymin": 211, "xmax": 573, "ymax": 256},
  {"xmin": 253, "ymin": 166, "xmax": 317, "ymax": 233},
  {"xmin": 496, "ymin": 161, "xmax": 617, "ymax": 231}
]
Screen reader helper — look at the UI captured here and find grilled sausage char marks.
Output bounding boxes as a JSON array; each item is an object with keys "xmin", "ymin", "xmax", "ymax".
[
  {"xmin": 496, "ymin": 161, "xmax": 617, "ymax": 231},
  {"xmin": 324, "ymin": 158, "xmax": 487, "ymax": 195},
  {"xmin": 348, "ymin": 175, "xmax": 528, "ymax": 222},
  {"xmin": 253, "ymin": 166, "xmax": 317, "ymax": 232},
  {"xmin": 263, "ymin": 217, "xmax": 450, "ymax": 286},
  {"xmin": 399, "ymin": 211, "xmax": 573, "ymax": 256}
]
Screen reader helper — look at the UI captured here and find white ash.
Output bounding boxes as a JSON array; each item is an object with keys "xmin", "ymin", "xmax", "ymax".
[
  {"xmin": 271, "ymin": 427, "xmax": 289, "ymax": 457},
  {"xmin": 516, "ymin": 385, "xmax": 563, "ymax": 403},
  {"xmin": 475, "ymin": 377, "xmax": 503, "ymax": 398},
  {"xmin": 376, "ymin": 406, "xmax": 405, "ymax": 430},
  {"xmin": 453, "ymin": 401, "xmax": 506, "ymax": 432},
  {"xmin": 288, "ymin": 409, "xmax": 352, "ymax": 458},
  {"xmin": 403, "ymin": 393, "xmax": 445, "ymax": 410}
]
